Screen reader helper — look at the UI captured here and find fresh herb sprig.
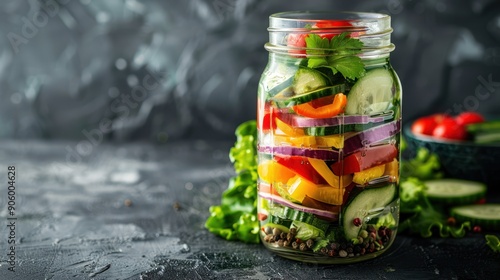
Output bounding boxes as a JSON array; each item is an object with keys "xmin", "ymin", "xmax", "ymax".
[{"xmin": 305, "ymin": 33, "xmax": 365, "ymax": 80}]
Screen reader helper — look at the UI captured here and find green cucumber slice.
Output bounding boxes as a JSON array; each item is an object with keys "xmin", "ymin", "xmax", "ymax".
[
  {"xmin": 293, "ymin": 67, "xmax": 330, "ymax": 94},
  {"xmin": 424, "ymin": 179, "xmax": 486, "ymax": 205},
  {"xmin": 342, "ymin": 184, "xmax": 396, "ymax": 240},
  {"xmin": 281, "ymin": 207, "xmax": 330, "ymax": 232},
  {"xmin": 272, "ymin": 85, "xmax": 345, "ymax": 108},
  {"xmin": 262, "ymin": 222, "xmax": 291, "ymax": 234},
  {"xmin": 270, "ymin": 205, "xmax": 331, "ymax": 232},
  {"xmin": 451, "ymin": 204, "xmax": 500, "ymax": 231},
  {"xmin": 267, "ymin": 76, "xmax": 294, "ymax": 97},
  {"xmin": 269, "ymin": 215, "xmax": 293, "ymax": 229},
  {"xmin": 305, "ymin": 122, "xmax": 383, "ymax": 136},
  {"xmin": 344, "ymin": 68, "xmax": 394, "ymax": 115}
]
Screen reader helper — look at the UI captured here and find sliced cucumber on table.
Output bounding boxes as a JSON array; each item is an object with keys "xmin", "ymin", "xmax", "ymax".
[
  {"xmin": 451, "ymin": 204, "xmax": 500, "ymax": 231},
  {"xmin": 344, "ymin": 68, "xmax": 394, "ymax": 115},
  {"xmin": 342, "ymin": 184, "xmax": 397, "ymax": 240},
  {"xmin": 423, "ymin": 179, "xmax": 486, "ymax": 205}
]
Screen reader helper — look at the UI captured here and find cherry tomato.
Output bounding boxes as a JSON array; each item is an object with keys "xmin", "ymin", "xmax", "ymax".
[
  {"xmin": 432, "ymin": 118, "xmax": 467, "ymax": 140},
  {"xmin": 455, "ymin": 112, "xmax": 485, "ymax": 126},
  {"xmin": 286, "ymin": 33, "xmax": 308, "ymax": 55},
  {"xmin": 411, "ymin": 114, "xmax": 452, "ymax": 136},
  {"xmin": 286, "ymin": 20, "xmax": 355, "ymax": 55},
  {"xmin": 411, "ymin": 117, "xmax": 437, "ymax": 136},
  {"xmin": 314, "ymin": 20, "xmax": 354, "ymax": 39}
]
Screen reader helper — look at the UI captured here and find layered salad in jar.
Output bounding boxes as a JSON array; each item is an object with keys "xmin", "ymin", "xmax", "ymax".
[{"xmin": 257, "ymin": 19, "xmax": 401, "ymax": 263}]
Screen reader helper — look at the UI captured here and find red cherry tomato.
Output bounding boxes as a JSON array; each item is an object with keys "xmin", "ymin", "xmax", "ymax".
[
  {"xmin": 286, "ymin": 20, "xmax": 355, "ymax": 55},
  {"xmin": 411, "ymin": 117, "xmax": 437, "ymax": 136},
  {"xmin": 314, "ymin": 20, "xmax": 354, "ymax": 39},
  {"xmin": 411, "ymin": 114, "xmax": 452, "ymax": 136},
  {"xmin": 287, "ymin": 33, "xmax": 308, "ymax": 55},
  {"xmin": 455, "ymin": 112, "xmax": 485, "ymax": 126},
  {"xmin": 432, "ymin": 118, "xmax": 467, "ymax": 140}
]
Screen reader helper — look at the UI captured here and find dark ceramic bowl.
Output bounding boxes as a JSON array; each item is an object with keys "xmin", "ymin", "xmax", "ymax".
[{"xmin": 404, "ymin": 124, "xmax": 500, "ymax": 195}]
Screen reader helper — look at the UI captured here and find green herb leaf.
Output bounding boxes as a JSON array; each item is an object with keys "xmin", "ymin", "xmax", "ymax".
[
  {"xmin": 329, "ymin": 32, "xmax": 364, "ymax": 54},
  {"xmin": 304, "ymin": 32, "xmax": 365, "ymax": 80},
  {"xmin": 307, "ymin": 57, "xmax": 328, "ymax": 68},
  {"xmin": 304, "ymin": 34, "xmax": 330, "ymax": 52},
  {"xmin": 485, "ymin": 235, "xmax": 500, "ymax": 253},
  {"xmin": 328, "ymin": 55, "xmax": 365, "ymax": 80}
]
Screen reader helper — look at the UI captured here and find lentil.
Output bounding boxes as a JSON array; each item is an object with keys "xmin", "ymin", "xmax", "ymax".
[
  {"xmin": 277, "ymin": 239, "xmax": 284, "ymax": 247},
  {"xmin": 264, "ymin": 226, "xmax": 273, "ymax": 235},
  {"xmin": 292, "ymin": 241, "xmax": 299, "ymax": 249},
  {"xmin": 359, "ymin": 230, "xmax": 369, "ymax": 239},
  {"xmin": 353, "ymin": 217, "xmax": 362, "ymax": 227},
  {"xmin": 339, "ymin": 250, "xmax": 348, "ymax": 258},
  {"xmin": 289, "ymin": 228, "xmax": 297, "ymax": 235},
  {"xmin": 299, "ymin": 243, "xmax": 308, "ymax": 251},
  {"xmin": 306, "ymin": 239, "xmax": 314, "ymax": 249},
  {"xmin": 280, "ymin": 232, "xmax": 287, "ymax": 240}
]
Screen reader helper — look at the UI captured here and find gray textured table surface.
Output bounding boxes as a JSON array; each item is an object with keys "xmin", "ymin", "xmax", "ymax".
[{"xmin": 0, "ymin": 140, "xmax": 499, "ymax": 280}]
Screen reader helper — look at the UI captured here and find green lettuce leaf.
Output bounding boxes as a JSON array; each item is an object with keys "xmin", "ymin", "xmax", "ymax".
[{"xmin": 205, "ymin": 120, "xmax": 260, "ymax": 243}]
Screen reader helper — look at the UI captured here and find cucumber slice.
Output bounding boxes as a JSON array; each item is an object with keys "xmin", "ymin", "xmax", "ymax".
[
  {"xmin": 270, "ymin": 204, "xmax": 331, "ymax": 232},
  {"xmin": 271, "ymin": 67, "xmax": 346, "ymax": 107},
  {"xmin": 262, "ymin": 222, "xmax": 291, "ymax": 234},
  {"xmin": 451, "ymin": 204, "xmax": 500, "ymax": 231},
  {"xmin": 424, "ymin": 179, "xmax": 486, "ymax": 205},
  {"xmin": 293, "ymin": 68, "xmax": 330, "ymax": 94},
  {"xmin": 344, "ymin": 68, "xmax": 394, "ymax": 115},
  {"xmin": 342, "ymin": 184, "xmax": 396, "ymax": 240},
  {"xmin": 267, "ymin": 76, "xmax": 294, "ymax": 97},
  {"xmin": 272, "ymin": 85, "xmax": 345, "ymax": 108},
  {"xmin": 269, "ymin": 215, "xmax": 293, "ymax": 229},
  {"xmin": 305, "ymin": 122, "xmax": 383, "ymax": 136},
  {"xmin": 281, "ymin": 207, "xmax": 331, "ymax": 232}
]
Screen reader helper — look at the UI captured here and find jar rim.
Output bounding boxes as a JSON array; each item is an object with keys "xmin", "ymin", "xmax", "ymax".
[
  {"xmin": 270, "ymin": 11, "xmax": 390, "ymax": 22},
  {"xmin": 266, "ymin": 10, "xmax": 394, "ymax": 57}
]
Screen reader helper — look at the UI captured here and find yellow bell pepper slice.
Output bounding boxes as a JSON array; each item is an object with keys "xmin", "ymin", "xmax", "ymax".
[
  {"xmin": 308, "ymin": 158, "xmax": 353, "ymax": 188},
  {"xmin": 275, "ymin": 117, "xmax": 304, "ymax": 136},
  {"xmin": 287, "ymin": 176, "xmax": 344, "ymax": 205},
  {"xmin": 352, "ymin": 164, "xmax": 386, "ymax": 185},
  {"xmin": 258, "ymin": 160, "xmax": 296, "ymax": 184}
]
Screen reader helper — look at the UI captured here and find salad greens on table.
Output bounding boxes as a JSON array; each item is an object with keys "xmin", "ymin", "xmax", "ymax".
[{"xmin": 205, "ymin": 121, "xmax": 500, "ymax": 252}]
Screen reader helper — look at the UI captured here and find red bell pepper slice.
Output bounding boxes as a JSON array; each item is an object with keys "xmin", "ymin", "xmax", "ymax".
[
  {"xmin": 257, "ymin": 100, "xmax": 276, "ymax": 131},
  {"xmin": 331, "ymin": 144, "xmax": 398, "ymax": 175},
  {"xmin": 275, "ymin": 155, "xmax": 326, "ymax": 185}
]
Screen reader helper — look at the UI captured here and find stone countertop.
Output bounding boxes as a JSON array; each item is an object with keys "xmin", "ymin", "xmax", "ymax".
[{"xmin": 0, "ymin": 140, "xmax": 498, "ymax": 279}]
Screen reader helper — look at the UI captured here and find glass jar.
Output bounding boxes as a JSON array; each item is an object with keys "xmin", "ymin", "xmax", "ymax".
[{"xmin": 257, "ymin": 11, "xmax": 401, "ymax": 264}]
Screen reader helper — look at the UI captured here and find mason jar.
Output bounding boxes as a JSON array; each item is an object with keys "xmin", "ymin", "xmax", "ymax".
[{"xmin": 256, "ymin": 11, "xmax": 402, "ymax": 264}]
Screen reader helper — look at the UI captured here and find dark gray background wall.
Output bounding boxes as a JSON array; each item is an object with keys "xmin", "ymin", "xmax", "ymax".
[{"xmin": 0, "ymin": 0, "xmax": 499, "ymax": 142}]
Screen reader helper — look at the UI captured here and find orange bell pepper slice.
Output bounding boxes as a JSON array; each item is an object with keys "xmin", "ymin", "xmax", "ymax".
[{"xmin": 293, "ymin": 93, "xmax": 347, "ymax": 119}]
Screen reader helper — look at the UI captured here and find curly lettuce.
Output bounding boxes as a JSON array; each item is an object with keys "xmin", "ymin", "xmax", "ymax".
[{"xmin": 205, "ymin": 121, "xmax": 260, "ymax": 243}]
